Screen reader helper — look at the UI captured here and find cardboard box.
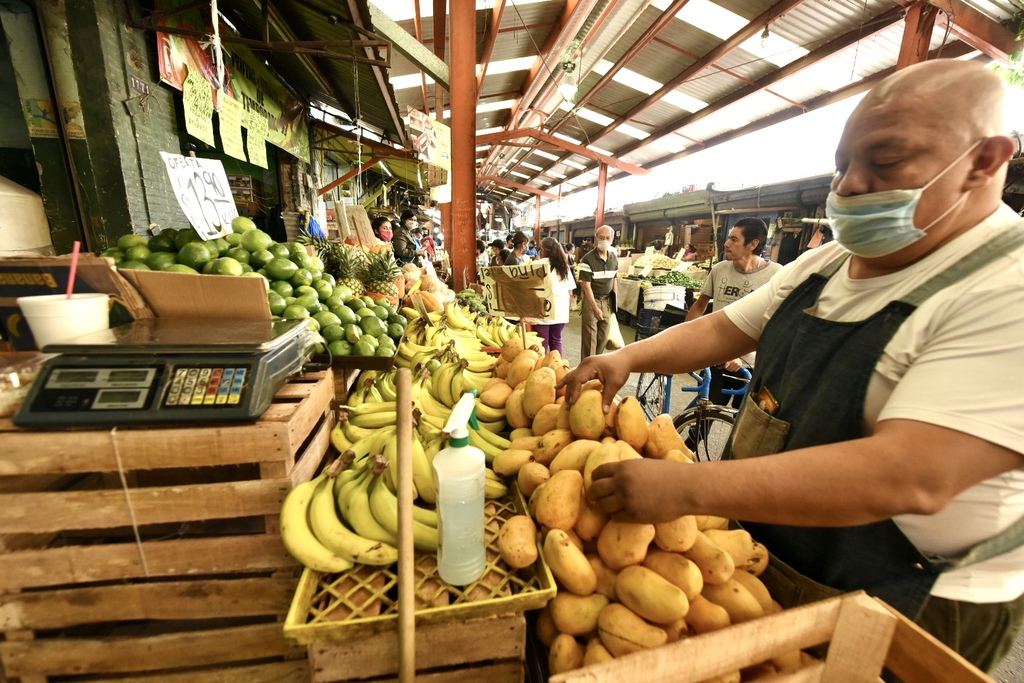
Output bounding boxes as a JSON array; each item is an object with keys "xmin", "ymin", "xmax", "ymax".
[
  {"xmin": 0, "ymin": 255, "xmax": 151, "ymax": 350},
  {"xmin": 0, "ymin": 255, "xmax": 271, "ymax": 350}
]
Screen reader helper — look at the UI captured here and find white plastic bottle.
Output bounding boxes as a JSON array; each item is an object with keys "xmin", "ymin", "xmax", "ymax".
[{"xmin": 433, "ymin": 392, "xmax": 486, "ymax": 586}]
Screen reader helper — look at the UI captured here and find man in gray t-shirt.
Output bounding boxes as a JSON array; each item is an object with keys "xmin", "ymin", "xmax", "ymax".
[{"xmin": 685, "ymin": 218, "xmax": 782, "ymax": 407}]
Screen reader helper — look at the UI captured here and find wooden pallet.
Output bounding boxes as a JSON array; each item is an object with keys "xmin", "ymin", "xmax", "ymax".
[
  {"xmin": 308, "ymin": 612, "xmax": 525, "ymax": 683},
  {"xmin": 0, "ymin": 370, "xmax": 335, "ymax": 682},
  {"xmin": 549, "ymin": 591, "xmax": 994, "ymax": 683}
]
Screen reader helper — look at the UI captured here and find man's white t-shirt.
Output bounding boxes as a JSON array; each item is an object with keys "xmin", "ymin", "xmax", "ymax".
[
  {"xmin": 702, "ymin": 259, "xmax": 783, "ymax": 366},
  {"xmin": 724, "ymin": 204, "xmax": 1024, "ymax": 603}
]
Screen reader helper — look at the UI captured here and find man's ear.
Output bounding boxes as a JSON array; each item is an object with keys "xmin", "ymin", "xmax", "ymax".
[{"xmin": 963, "ymin": 135, "xmax": 1015, "ymax": 189}]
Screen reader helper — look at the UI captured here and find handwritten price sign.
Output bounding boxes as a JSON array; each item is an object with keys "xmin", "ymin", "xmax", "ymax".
[{"xmin": 160, "ymin": 152, "xmax": 238, "ymax": 239}]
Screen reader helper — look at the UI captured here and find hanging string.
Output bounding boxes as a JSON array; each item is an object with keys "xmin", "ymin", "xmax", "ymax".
[
  {"xmin": 110, "ymin": 427, "xmax": 152, "ymax": 577},
  {"xmin": 353, "ymin": 58, "xmax": 363, "ymax": 203}
]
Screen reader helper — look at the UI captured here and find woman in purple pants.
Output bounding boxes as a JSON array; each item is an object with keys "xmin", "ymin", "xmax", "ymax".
[{"xmin": 533, "ymin": 238, "xmax": 576, "ymax": 354}]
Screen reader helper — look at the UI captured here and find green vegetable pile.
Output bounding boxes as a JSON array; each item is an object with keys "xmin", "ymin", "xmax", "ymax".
[
  {"xmin": 457, "ymin": 288, "xmax": 489, "ymax": 315},
  {"xmin": 639, "ymin": 271, "xmax": 705, "ymax": 290}
]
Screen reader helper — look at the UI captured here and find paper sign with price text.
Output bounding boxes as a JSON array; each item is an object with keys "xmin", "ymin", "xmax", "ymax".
[
  {"xmin": 479, "ymin": 261, "xmax": 553, "ymax": 321},
  {"xmin": 159, "ymin": 152, "xmax": 237, "ymax": 239}
]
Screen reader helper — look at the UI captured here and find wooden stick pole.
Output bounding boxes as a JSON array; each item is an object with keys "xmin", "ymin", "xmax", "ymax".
[{"xmin": 396, "ymin": 368, "xmax": 415, "ymax": 683}]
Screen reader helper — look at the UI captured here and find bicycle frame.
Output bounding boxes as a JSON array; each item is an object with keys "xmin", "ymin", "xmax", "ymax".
[{"xmin": 679, "ymin": 366, "xmax": 751, "ymax": 411}]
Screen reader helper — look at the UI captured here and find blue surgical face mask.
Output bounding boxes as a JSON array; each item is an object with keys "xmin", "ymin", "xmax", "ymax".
[{"xmin": 826, "ymin": 140, "xmax": 982, "ymax": 258}]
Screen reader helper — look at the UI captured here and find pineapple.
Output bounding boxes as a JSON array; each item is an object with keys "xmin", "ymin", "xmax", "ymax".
[
  {"xmin": 335, "ymin": 245, "xmax": 368, "ymax": 296},
  {"xmin": 365, "ymin": 250, "xmax": 403, "ymax": 305}
]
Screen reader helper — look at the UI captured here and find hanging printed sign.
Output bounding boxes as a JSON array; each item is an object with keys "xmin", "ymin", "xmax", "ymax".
[
  {"xmin": 479, "ymin": 261, "xmax": 553, "ymax": 320},
  {"xmin": 182, "ymin": 66, "xmax": 215, "ymax": 146},
  {"xmin": 218, "ymin": 94, "xmax": 247, "ymax": 161},
  {"xmin": 406, "ymin": 108, "xmax": 451, "ymax": 174},
  {"xmin": 160, "ymin": 152, "xmax": 237, "ymax": 239},
  {"xmin": 157, "ymin": 20, "xmax": 310, "ymax": 162},
  {"xmin": 246, "ymin": 110, "xmax": 269, "ymax": 169}
]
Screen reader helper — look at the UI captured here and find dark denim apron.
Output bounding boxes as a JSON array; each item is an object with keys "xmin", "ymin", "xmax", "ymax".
[{"xmin": 726, "ymin": 222, "xmax": 1024, "ymax": 620}]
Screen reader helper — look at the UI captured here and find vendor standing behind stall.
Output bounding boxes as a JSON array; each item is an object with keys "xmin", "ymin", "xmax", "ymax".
[
  {"xmin": 392, "ymin": 210, "xmax": 420, "ymax": 265},
  {"xmin": 577, "ymin": 225, "xmax": 618, "ymax": 359},
  {"xmin": 559, "ymin": 60, "xmax": 1024, "ymax": 672}
]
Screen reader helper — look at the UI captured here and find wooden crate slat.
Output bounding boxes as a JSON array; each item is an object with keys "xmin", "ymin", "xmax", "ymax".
[
  {"xmin": 0, "ymin": 622, "xmax": 302, "ymax": 678},
  {"xmin": 314, "ymin": 660, "xmax": 525, "ymax": 683},
  {"xmin": 290, "ymin": 409, "xmax": 335, "ymax": 487},
  {"xmin": 881, "ymin": 602, "xmax": 993, "ymax": 683},
  {"xmin": 0, "ymin": 534, "xmax": 296, "ymax": 591},
  {"xmin": 550, "ymin": 595, "xmax": 845, "ymax": 683},
  {"xmin": 308, "ymin": 613, "xmax": 525, "ymax": 681},
  {"xmin": 0, "ymin": 424, "xmax": 293, "ymax": 474},
  {"xmin": 0, "ymin": 577, "xmax": 299, "ymax": 630},
  {"xmin": 0, "ymin": 479, "xmax": 291, "ymax": 534},
  {"xmin": 283, "ymin": 369, "xmax": 337, "ymax": 457},
  {"xmin": 763, "ymin": 662, "xmax": 825, "ymax": 683},
  {"xmin": 81, "ymin": 660, "xmax": 311, "ymax": 683},
  {"xmin": 821, "ymin": 593, "xmax": 895, "ymax": 682}
]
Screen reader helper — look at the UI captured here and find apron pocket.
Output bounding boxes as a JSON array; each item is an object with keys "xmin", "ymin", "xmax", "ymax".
[{"xmin": 730, "ymin": 400, "xmax": 791, "ymax": 459}]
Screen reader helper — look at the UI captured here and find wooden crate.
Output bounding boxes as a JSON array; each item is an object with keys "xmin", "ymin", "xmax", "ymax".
[
  {"xmin": 284, "ymin": 490, "xmax": 555, "ymax": 644},
  {"xmin": 0, "ymin": 370, "xmax": 336, "ymax": 682},
  {"xmin": 549, "ymin": 591, "xmax": 995, "ymax": 683},
  {"xmin": 308, "ymin": 612, "xmax": 525, "ymax": 683}
]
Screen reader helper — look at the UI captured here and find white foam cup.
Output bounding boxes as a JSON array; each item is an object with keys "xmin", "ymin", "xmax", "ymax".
[{"xmin": 16, "ymin": 293, "xmax": 111, "ymax": 349}]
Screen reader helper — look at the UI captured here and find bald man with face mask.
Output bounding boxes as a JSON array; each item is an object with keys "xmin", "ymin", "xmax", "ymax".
[{"xmin": 559, "ymin": 60, "xmax": 1024, "ymax": 671}]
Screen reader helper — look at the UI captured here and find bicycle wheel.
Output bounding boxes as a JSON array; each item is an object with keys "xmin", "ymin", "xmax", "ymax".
[
  {"xmin": 673, "ymin": 407, "xmax": 736, "ymax": 462},
  {"xmin": 636, "ymin": 372, "xmax": 668, "ymax": 420}
]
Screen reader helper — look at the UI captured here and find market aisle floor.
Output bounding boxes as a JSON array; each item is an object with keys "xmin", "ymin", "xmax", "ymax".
[{"xmin": 557, "ymin": 309, "xmax": 1024, "ymax": 683}]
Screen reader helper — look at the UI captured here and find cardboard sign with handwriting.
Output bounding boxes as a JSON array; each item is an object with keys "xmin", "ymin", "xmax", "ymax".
[{"xmin": 479, "ymin": 261, "xmax": 553, "ymax": 320}]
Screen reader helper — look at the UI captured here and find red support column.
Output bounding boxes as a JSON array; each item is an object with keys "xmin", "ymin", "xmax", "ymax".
[
  {"xmin": 534, "ymin": 195, "xmax": 541, "ymax": 245},
  {"xmin": 441, "ymin": 202, "xmax": 452, "ymax": 264},
  {"xmin": 451, "ymin": 0, "xmax": 477, "ymax": 289},
  {"xmin": 897, "ymin": 2, "xmax": 938, "ymax": 70},
  {"xmin": 595, "ymin": 162, "xmax": 608, "ymax": 228}
]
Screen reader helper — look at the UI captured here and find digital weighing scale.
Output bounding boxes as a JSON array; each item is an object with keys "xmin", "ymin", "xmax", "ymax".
[{"xmin": 14, "ymin": 318, "xmax": 318, "ymax": 429}]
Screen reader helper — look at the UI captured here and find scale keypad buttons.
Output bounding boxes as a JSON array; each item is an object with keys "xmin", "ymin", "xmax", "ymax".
[{"xmin": 164, "ymin": 367, "xmax": 248, "ymax": 408}]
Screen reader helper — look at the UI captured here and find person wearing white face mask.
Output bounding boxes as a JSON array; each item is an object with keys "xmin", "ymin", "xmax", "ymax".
[
  {"xmin": 557, "ymin": 59, "xmax": 1024, "ymax": 672},
  {"xmin": 577, "ymin": 225, "xmax": 619, "ymax": 359}
]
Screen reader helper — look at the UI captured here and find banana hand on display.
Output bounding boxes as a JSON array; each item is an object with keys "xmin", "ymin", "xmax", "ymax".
[
  {"xmin": 468, "ymin": 426, "xmax": 503, "ymax": 464},
  {"xmin": 411, "ymin": 432, "xmax": 437, "ymax": 504},
  {"xmin": 368, "ymin": 474, "xmax": 440, "ymax": 551},
  {"xmin": 341, "ymin": 419, "xmax": 377, "ymax": 445},
  {"xmin": 485, "ymin": 469, "xmax": 509, "ymax": 499},
  {"xmin": 330, "ymin": 423, "xmax": 354, "ymax": 453},
  {"xmin": 418, "ymin": 377, "xmax": 453, "ymax": 420},
  {"xmin": 308, "ymin": 477, "xmax": 398, "ymax": 566},
  {"xmin": 473, "ymin": 399, "xmax": 506, "ymax": 424},
  {"xmin": 477, "ymin": 419, "xmax": 507, "ymax": 435},
  {"xmin": 344, "ymin": 402, "xmax": 399, "ymax": 430},
  {"xmin": 377, "ymin": 371, "xmax": 398, "ymax": 402},
  {"xmin": 474, "ymin": 423, "xmax": 513, "ymax": 451},
  {"xmin": 280, "ymin": 476, "xmax": 354, "ymax": 574},
  {"xmin": 337, "ymin": 466, "xmax": 399, "ymax": 546}
]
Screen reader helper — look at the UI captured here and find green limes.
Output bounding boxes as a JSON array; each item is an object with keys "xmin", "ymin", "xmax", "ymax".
[
  {"xmin": 356, "ymin": 307, "xmax": 376, "ymax": 320},
  {"xmin": 289, "ymin": 268, "xmax": 314, "ymax": 288},
  {"xmin": 351, "ymin": 340, "xmax": 375, "ymax": 357},
  {"xmin": 334, "ymin": 306, "xmax": 359, "ymax": 326},
  {"xmin": 387, "ymin": 322, "xmax": 405, "ymax": 339},
  {"xmin": 327, "ymin": 339, "xmax": 352, "ymax": 356},
  {"xmin": 225, "ymin": 233, "xmax": 243, "ymax": 247},
  {"xmin": 225, "ymin": 247, "xmax": 251, "ymax": 264},
  {"xmin": 231, "ymin": 216, "xmax": 257, "ymax": 233},
  {"xmin": 313, "ymin": 311, "xmax": 341, "ymax": 329},
  {"xmin": 344, "ymin": 324, "xmax": 362, "ymax": 344},
  {"xmin": 321, "ymin": 324, "xmax": 345, "ymax": 344},
  {"xmin": 387, "ymin": 313, "xmax": 408, "ymax": 327},
  {"xmin": 360, "ymin": 316, "xmax": 385, "ymax": 337},
  {"xmin": 210, "ymin": 258, "xmax": 244, "ymax": 276},
  {"xmin": 124, "ymin": 244, "xmax": 151, "ymax": 262},
  {"xmin": 269, "ymin": 243, "xmax": 290, "ymax": 257},
  {"xmin": 240, "ymin": 229, "xmax": 273, "ymax": 252},
  {"xmin": 312, "ymin": 279, "xmax": 334, "ymax": 301},
  {"xmin": 265, "ymin": 257, "xmax": 299, "ymax": 281},
  {"xmin": 375, "ymin": 344, "xmax": 394, "ymax": 357},
  {"xmin": 145, "ymin": 252, "xmax": 178, "ymax": 270},
  {"xmin": 250, "ymin": 249, "xmax": 275, "ymax": 269},
  {"xmin": 177, "ymin": 241, "xmax": 213, "ymax": 270},
  {"xmin": 360, "ymin": 296, "xmax": 375, "ymax": 308},
  {"xmin": 269, "ymin": 280, "xmax": 294, "ymax": 297},
  {"xmin": 294, "ymin": 294, "xmax": 321, "ymax": 314},
  {"xmin": 148, "ymin": 231, "xmax": 177, "ymax": 253},
  {"xmin": 119, "ymin": 260, "xmax": 151, "ymax": 270},
  {"xmin": 345, "ymin": 298, "xmax": 366, "ymax": 312},
  {"xmin": 165, "ymin": 264, "xmax": 199, "ymax": 274},
  {"xmin": 174, "ymin": 230, "xmax": 203, "ymax": 251},
  {"xmin": 281, "ymin": 304, "xmax": 310, "ymax": 319},
  {"xmin": 371, "ymin": 305, "xmax": 389, "ymax": 320},
  {"xmin": 320, "ymin": 273, "xmax": 336, "ymax": 288},
  {"xmin": 117, "ymin": 233, "xmax": 149, "ymax": 251},
  {"xmin": 267, "ymin": 291, "xmax": 287, "ymax": 316},
  {"xmin": 293, "ymin": 285, "xmax": 318, "ymax": 299}
]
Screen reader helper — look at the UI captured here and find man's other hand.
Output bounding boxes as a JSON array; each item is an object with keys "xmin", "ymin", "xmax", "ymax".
[
  {"xmin": 557, "ymin": 352, "xmax": 629, "ymax": 410},
  {"xmin": 722, "ymin": 358, "xmax": 743, "ymax": 372},
  {"xmin": 588, "ymin": 459, "xmax": 688, "ymax": 523}
]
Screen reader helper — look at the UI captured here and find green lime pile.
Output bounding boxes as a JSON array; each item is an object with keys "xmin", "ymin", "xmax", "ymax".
[{"xmin": 101, "ymin": 217, "xmax": 407, "ymax": 358}]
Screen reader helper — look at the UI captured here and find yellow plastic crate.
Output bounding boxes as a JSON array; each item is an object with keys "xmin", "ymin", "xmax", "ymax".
[{"xmin": 284, "ymin": 487, "xmax": 555, "ymax": 645}]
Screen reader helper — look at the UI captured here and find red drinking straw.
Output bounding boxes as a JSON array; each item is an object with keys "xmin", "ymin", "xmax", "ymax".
[{"xmin": 66, "ymin": 241, "xmax": 81, "ymax": 299}]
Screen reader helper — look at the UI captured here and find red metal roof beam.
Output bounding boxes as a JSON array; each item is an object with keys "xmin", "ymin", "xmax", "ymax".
[
  {"xmin": 477, "ymin": 175, "xmax": 559, "ymax": 199},
  {"xmin": 927, "ymin": 0, "xmax": 1021, "ymax": 63},
  {"xmin": 478, "ymin": 0, "xmax": 508, "ymax": 95},
  {"xmin": 477, "ymin": 127, "xmax": 649, "ymax": 175}
]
